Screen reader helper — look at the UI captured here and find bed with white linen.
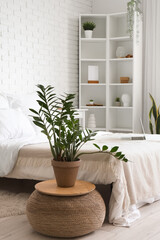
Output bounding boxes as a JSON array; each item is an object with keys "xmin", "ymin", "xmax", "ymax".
[{"xmin": 1, "ymin": 93, "xmax": 160, "ymax": 227}]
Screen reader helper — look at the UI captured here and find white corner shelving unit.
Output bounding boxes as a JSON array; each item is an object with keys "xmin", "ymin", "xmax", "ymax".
[{"xmin": 79, "ymin": 12, "xmax": 142, "ymax": 133}]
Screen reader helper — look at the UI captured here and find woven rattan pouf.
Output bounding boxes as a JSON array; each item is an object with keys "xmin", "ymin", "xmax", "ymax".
[{"xmin": 26, "ymin": 180, "xmax": 106, "ymax": 238}]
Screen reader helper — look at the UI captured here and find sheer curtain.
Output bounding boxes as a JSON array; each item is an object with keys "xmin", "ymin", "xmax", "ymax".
[{"xmin": 143, "ymin": 0, "xmax": 160, "ymax": 133}]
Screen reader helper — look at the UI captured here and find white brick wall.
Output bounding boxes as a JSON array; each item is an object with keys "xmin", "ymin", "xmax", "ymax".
[{"xmin": 0, "ymin": 0, "xmax": 92, "ymax": 102}]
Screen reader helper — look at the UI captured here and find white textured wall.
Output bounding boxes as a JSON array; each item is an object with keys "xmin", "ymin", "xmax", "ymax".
[
  {"xmin": 0, "ymin": 0, "xmax": 92, "ymax": 100},
  {"xmin": 92, "ymin": 0, "xmax": 128, "ymax": 14}
]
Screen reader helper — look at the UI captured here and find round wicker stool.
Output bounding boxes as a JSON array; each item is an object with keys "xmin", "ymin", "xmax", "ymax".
[{"xmin": 26, "ymin": 180, "xmax": 106, "ymax": 238}]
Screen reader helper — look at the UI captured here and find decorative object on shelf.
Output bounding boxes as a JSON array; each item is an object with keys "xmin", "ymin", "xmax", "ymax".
[
  {"xmin": 30, "ymin": 85, "xmax": 128, "ymax": 187},
  {"xmin": 89, "ymin": 99, "xmax": 94, "ymax": 105},
  {"xmin": 115, "ymin": 97, "xmax": 121, "ymax": 106},
  {"xmin": 88, "ymin": 113, "xmax": 96, "ymax": 129},
  {"xmin": 116, "ymin": 46, "xmax": 126, "ymax": 58},
  {"xmin": 121, "ymin": 93, "xmax": 131, "ymax": 107},
  {"xmin": 127, "ymin": 0, "xmax": 142, "ymax": 39},
  {"xmin": 88, "ymin": 65, "xmax": 99, "ymax": 84},
  {"xmin": 86, "ymin": 104, "xmax": 103, "ymax": 106},
  {"xmin": 120, "ymin": 77, "xmax": 130, "ymax": 83},
  {"xmin": 125, "ymin": 54, "xmax": 133, "ymax": 58},
  {"xmin": 149, "ymin": 94, "xmax": 160, "ymax": 134},
  {"xmin": 83, "ymin": 21, "xmax": 96, "ymax": 38}
]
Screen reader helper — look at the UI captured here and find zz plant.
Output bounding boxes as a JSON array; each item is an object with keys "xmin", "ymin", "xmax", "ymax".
[
  {"xmin": 149, "ymin": 94, "xmax": 160, "ymax": 134},
  {"xmin": 30, "ymin": 85, "xmax": 128, "ymax": 162}
]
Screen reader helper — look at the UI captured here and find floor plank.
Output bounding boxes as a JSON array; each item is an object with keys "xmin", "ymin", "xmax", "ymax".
[{"xmin": 1, "ymin": 200, "xmax": 160, "ymax": 240}]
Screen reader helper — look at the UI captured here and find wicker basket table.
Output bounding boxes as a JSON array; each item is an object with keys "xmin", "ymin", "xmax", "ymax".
[{"xmin": 26, "ymin": 180, "xmax": 106, "ymax": 238}]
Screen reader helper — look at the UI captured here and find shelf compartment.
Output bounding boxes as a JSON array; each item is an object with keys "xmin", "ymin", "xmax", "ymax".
[
  {"xmin": 109, "ymin": 40, "xmax": 133, "ymax": 59},
  {"xmin": 109, "ymin": 84, "xmax": 133, "ymax": 107},
  {"xmin": 81, "ymin": 61, "xmax": 106, "ymax": 84},
  {"xmin": 109, "ymin": 60, "xmax": 133, "ymax": 84},
  {"xmin": 85, "ymin": 108, "xmax": 106, "ymax": 130},
  {"xmin": 81, "ymin": 41, "xmax": 106, "ymax": 59},
  {"xmin": 109, "ymin": 108, "xmax": 133, "ymax": 132},
  {"xmin": 81, "ymin": 85, "xmax": 106, "ymax": 107},
  {"xmin": 81, "ymin": 16, "xmax": 107, "ymax": 38},
  {"xmin": 109, "ymin": 13, "xmax": 128, "ymax": 38}
]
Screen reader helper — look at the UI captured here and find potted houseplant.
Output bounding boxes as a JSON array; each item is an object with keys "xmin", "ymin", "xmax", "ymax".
[
  {"xmin": 83, "ymin": 21, "xmax": 96, "ymax": 38},
  {"xmin": 89, "ymin": 99, "xmax": 94, "ymax": 105},
  {"xmin": 115, "ymin": 97, "xmax": 121, "ymax": 106},
  {"xmin": 127, "ymin": 0, "xmax": 142, "ymax": 38},
  {"xmin": 30, "ymin": 85, "xmax": 128, "ymax": 188}
]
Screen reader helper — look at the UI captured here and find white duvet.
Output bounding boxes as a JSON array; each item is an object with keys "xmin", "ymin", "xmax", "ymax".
[
  {"xmin": 0, "ymin": 135, "xmax": 46, "ymax": 177},
  {"xmin": 1, "ymin": 132, "xmax": 160, "ymax": 227}
]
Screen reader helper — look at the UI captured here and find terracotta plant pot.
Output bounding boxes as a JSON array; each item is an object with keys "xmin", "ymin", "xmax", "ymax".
[{"xmin": 51, "ymin": 159, "xmax": 81, "ymax": 188}]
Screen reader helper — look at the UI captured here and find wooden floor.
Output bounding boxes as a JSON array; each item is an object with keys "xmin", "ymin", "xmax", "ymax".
[{"xmin": 0, "ymin": 199, "xmax": 160, "ymax": 240}]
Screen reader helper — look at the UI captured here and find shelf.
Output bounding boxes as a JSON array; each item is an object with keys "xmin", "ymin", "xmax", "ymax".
[
  {"xmin": 81, "ymin": 106, "xmax": 106, "ymax": 109},
  {"xmin": 81, "ymin": 83, "xmax": 106, "ymax": 86},
  {"xmin": 109, "ymin": 106, "xmax": 133, "ymax": 109},
  {"xmin": 87, "ymin": 127, "xmax": 106, "ymax": 131},
  {"xmin": 81, "ymin": 59, "xmax": 106, "ymax": 62},
  {"xmin": 109, "ymin": 36, "xmax": 131, "ymax": 41},
  {"xmin": 109, "ymin": 83, "xmax": 133, "ymax": 86},
  {"xmin": 81, "ymin": 38, "xmax": 106, "ymax": 42},
  {"xmin": 109, "ymin": 128, "xmax": 133, "ymax": 133},
  {"xmin": 109, "ymin": 58, "xmax": 133, "ymax": 62}
]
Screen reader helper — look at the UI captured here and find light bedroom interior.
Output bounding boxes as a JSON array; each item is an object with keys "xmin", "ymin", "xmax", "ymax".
[{"xmin": 0, "ymin": 0, "xmax": 160, "ymax": 239}]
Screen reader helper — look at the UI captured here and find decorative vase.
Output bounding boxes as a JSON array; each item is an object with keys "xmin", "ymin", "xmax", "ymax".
[
  {"xmin": 116, "ymin": 46, "xmax": 126, "ymax": 58},
  {"xmin": 121, "ymin": 94, "xmax": 131, "ymax": 107},
  {"xmin": 88, "ymin": 113, "xmax": 96, "ymax": 129},
  {"xmin": 85, "ymin": 30, "xmax": 93, "ymax": 38},
  {"xmin": 51, "ymin": 159, "xmax": 81, "ymax": 188}
]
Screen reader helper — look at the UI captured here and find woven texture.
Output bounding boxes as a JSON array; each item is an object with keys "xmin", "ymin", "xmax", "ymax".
[{"xmin": 26, "ymin": 190, "xmax": 106, "ymax": 238}]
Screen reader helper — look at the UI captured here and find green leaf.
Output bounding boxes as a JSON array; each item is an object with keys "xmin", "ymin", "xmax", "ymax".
[
  {"xmin": 102, "ymin": 145, "xmax": 108, "ymax": 151},
  {"xmin": 149, "ymin": 93, "xmax": 158, "ymax": 122},
  {"xmin": 118, "ymin": 154, "xmax": 125, "ymax": 159},
  {"xmin": 115, "ymin": 152, "xmax": 122, "ymax": 157},
  {"xmin": 110, "ymin": 146, "xmax": 119, "ymax": 152},
  {"xmin": 149, "ymin": 121, "xmax": 154, "ymax": 134},
  {"xmin": 93, "ymin": 143, "xmax": 100, "ymax": 150},
  {"xmin": 29, "ymin": 108, "xmax": 39, "ymax": 115},
  {"xmin": 156, "ymin": 115, "xmax": 160, "ymax": 134}
]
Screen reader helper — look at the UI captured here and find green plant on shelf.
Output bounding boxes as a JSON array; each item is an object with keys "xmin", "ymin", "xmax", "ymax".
[{"xmin": 83, "ymin": 21, "xmax": 96, "ymax": 31}]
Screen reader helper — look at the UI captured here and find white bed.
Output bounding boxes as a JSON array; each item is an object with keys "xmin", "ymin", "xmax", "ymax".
[
  {"xmin": 1, "ymin": 92, "xmax": 160, "ymax": 227},
  {"xmin": 1, "ymin": 131, "xmax": 160, "ymax": 227}
]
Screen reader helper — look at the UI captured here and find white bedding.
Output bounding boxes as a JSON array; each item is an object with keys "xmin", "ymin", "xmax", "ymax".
[
  {"xmin": 0, "ymin": 135, "xmax": 47, "ymax": 176},
  {"xmin": 1, "ymin": 131, "xmax": 160, "ymax": 227}
]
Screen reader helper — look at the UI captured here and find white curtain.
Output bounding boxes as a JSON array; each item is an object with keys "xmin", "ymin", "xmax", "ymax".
[{"xmin": 143, "ymin": 0, "xmax": 160, "ymax": 133}]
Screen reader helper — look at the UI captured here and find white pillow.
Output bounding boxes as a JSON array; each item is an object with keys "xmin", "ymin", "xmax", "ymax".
[
  {"xmin": 0, "ymin": 94, "xmax": 9, "ymax": 109},
  {"xmin": 0, "ymin": 109, "xmax": 36, "ymax": 139}
]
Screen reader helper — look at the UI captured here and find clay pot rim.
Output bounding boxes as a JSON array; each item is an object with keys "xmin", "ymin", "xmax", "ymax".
[{"xmin": 51, "ymin": 159, "xmax": 81, "ymax": 168}]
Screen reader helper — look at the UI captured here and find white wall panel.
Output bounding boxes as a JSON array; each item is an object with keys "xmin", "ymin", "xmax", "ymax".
[{"xmin": 0, "ymin": 0, "xmax": 92, "ymax": 103}]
